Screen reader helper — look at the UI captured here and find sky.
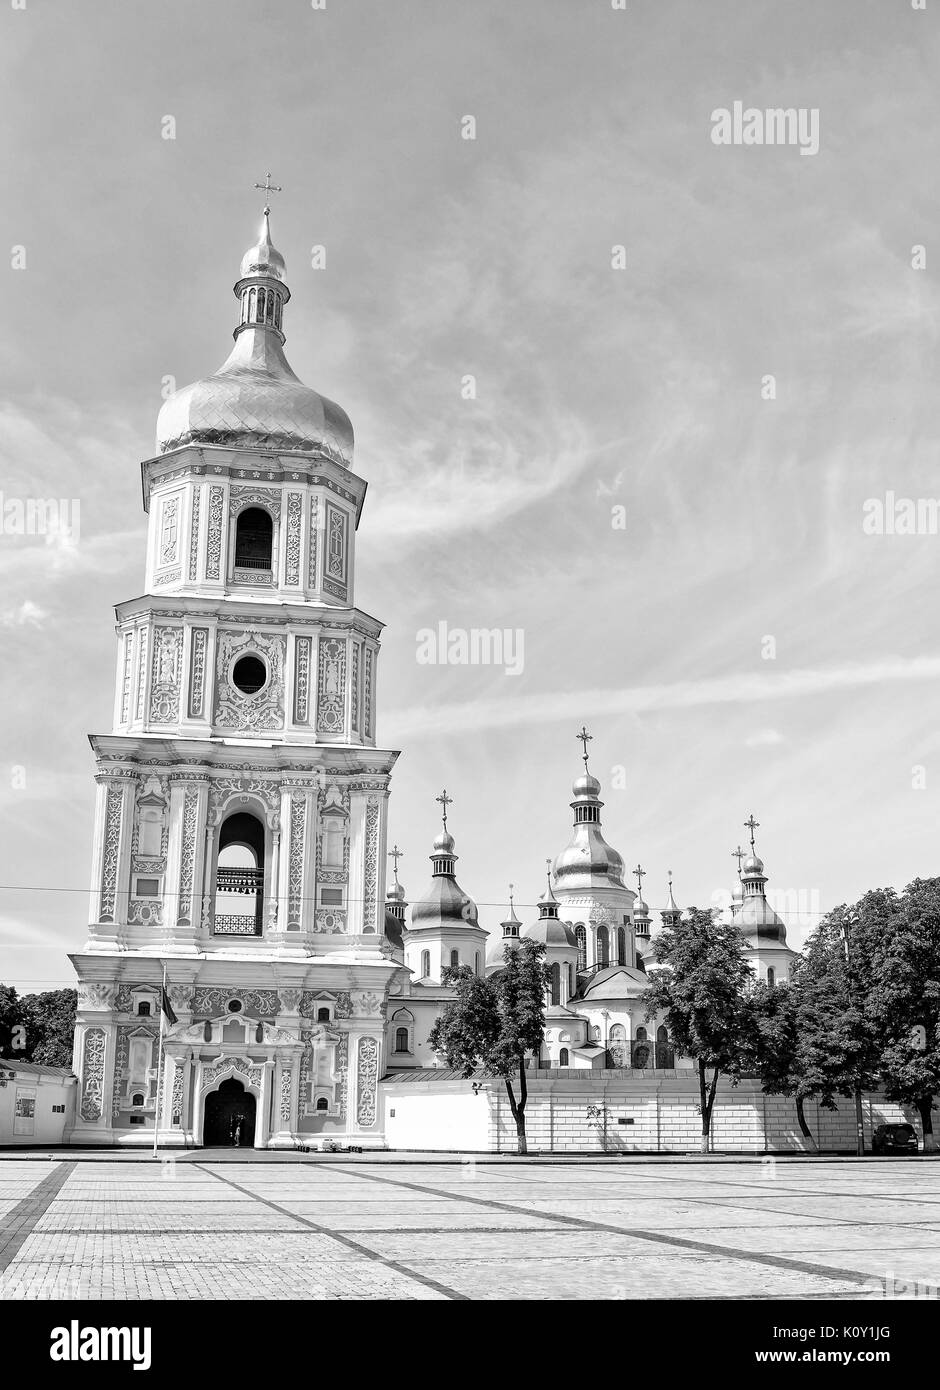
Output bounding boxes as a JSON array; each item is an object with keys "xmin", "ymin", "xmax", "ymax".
[{"xmin": 1, "ymin": 0, "xmax": 939, "ymax": 990}]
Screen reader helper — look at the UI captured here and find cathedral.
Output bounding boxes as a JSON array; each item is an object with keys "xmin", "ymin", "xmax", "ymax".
[{"xmin": 68, "ymin": 204, "xmax": 795, "ymax": 1149}]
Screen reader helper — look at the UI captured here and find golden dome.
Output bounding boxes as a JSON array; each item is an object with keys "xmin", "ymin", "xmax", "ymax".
[{"xmin": 155, "ymin": 212, "xmax": 353, "ymax": 464}]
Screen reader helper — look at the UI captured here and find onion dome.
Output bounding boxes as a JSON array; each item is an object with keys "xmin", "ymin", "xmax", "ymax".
[
  {"xmin": 523, "ymin": 869, "xmax": 579, "ymax": 949},
  {"xmin": 734, "ymin": 820, "xmax": 787, "ymax": 944},
  {"xmin": 156, "ymin": 208, "xmax": 353, "ymax": 465},
  {"xmin": 552, "ymin": 769, "xmax": 626, "ymax": 891},
  {"xmin": 409, "ymin": 810, "xmax": 479, "ymax": 933},
  {"xmin": 632, "ymin": 863, "xmax": 650, "ymax": 938},
  {"xmin": 486, "ymin": 887, "xmax": 524, "ymax": 968},
  {"xmin": 660, "ymin": 873, "xmax": 682, "ymax": 930},
  {"xmin": 385, "ymin": 846, "xmax": 407, "ymax": 946}
]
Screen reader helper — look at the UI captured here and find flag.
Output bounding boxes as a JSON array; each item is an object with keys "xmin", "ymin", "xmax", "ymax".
[{"xmin": 161, "ymin": 982, "xmax": 177, "ymax": 1026}]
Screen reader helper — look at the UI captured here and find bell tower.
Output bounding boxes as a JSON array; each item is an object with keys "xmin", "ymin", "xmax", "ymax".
[{"xmin": 69, "ymin": 195, "xmax": 400, "ymax": 1149}]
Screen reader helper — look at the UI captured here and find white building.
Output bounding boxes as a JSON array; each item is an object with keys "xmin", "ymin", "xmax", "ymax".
[{"xmin": 69, "ymin": 206, "xmax": 404, "ymax": 1148}]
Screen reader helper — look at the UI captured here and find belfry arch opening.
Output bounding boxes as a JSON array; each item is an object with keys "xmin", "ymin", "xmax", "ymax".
[
  {"xmin": 234, "ymin": 507, "xmax": 273, "ymax": 571},
  {"xmin": 214, "ymin": 811, "xmax": 265, "ymax": 937}
]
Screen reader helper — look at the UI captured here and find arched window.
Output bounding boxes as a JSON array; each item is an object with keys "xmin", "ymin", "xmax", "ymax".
[
  {"xmin": 549, "ymin": 962, "xmax": 560, "ymax": 1006},
  {"xmin": 214, "ymin": 811, "xmax": 264, "ymax": 937},
  {"xmin": 137, "ymin": 1002, "xmax": 151, "ymax": 1016},
  {"xmin": 316, "ymin": 1007, "xmax": 330, "ymax": 1023},
  {"xmin": 575, "ymin": 924, "xmax": 586, "ymax": 970},
  {"xmin": 767, "ymin": 967, "xmax": 776, "ymax": 987},
  {"xmin": 234, "ymin": 507, "xmax": 273, "ymax": 571},
  {"xmin": 474, "ymin": 952, "xmax": 480, "ymax": 975},
  {"xmin": 132, "ymin": 1093, "xmax": 144, "ymax": 1107},
  {"xmin": 609, "ymin": 1023, "xmax": 627, "ymax": 1068},
  {"xmin": 656, "ymin": 1023, "xmax": 674, "ymax": 1069},
  {"xmin": 597, "ymin": 924, "xmax": 610, "ymax": 967},
  {"xmin": 636, "ymin": 1025, "xmax": 648, "ymax": 1042},
  {"xmin": 420, "ymin": 949, "xmax": 430, "ymax": 978},
  {"xmin": 450, "ymin": 949, "xmax": 459, "ymax": 969},
  {"xmin": 559, "ymin": 1047, "xmax": 569, "ymax": 1067},
  {"xmin": 315, "ymin": 1096, "xmax": 329, "ymax": 1111},
  {"xmin": 617, "ymin": 927, "xmax": 627, "ymax": 966},
  {"xmin": 395, "ymin": 1027, "xmax": 409, "ymax": 1054}
]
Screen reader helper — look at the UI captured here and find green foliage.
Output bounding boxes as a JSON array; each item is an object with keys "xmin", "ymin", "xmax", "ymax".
[
  {"xmin": 428, "ymin": 940, "xmax": 549, "ymax": 1153},
  {"xmin": 0, "ymin": 985, "xmax": 76, "ymax": 1068},
  {"xmin": 428, "ymin": 940, "xmax": 549, "ymax": 1080},
  {"xmin": 644, "ymin": 906, "xmax": 755, "ymax": 1077}
]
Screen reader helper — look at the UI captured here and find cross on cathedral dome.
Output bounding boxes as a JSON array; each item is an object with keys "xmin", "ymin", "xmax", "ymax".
[{"xmin": 155, "ymin": 201, "xmax": 353, "ymax": 465}]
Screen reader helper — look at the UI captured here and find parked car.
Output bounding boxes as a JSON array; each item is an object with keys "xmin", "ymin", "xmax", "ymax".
[{"xmin": 872, "ymin": 1123, "xmax": 918, "ymax": 1154}]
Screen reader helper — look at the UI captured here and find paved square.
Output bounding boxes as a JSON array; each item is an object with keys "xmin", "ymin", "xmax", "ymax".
[{"xmin": 1, "ymin": 1155, "xmax": 937, "ymax": 1300}]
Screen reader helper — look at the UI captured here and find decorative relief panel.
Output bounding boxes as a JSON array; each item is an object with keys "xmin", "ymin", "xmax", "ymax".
[
  {"xmin": 120, "ymin": 633, "xmax": 133, "ymax": 725},
  {"xmin": 80, "ymin": 1028, "xmax": 106, "ymax": 1122},
  {"xmin": 149, "ymin": 626, "xmax": 183, "ymax": 724},
  {"xmin": 188, "ymin": 628, "xmax": 208, "ymax": 718},
  {"xmin": 316, "ymin": 638, "xmax": 346, "ymax": 735},
  {"xmin": 337, "ymin": 1033, "xmax": 349, "ymax": 1119},
  {"xmin": 79, "ymin": 982, "xmax": 118, "ymax": 1009},
  {"xmin": 356, "ymin": 1036, "xmax": 378, "ymax": 1128},
  {"xmin": 188, "ymin": 487, "xmax": 201, "ymax": 582},
  {"xmin": 230, "ymin": 487, "xmax": 281, "ymax": 520},
  {"xmin": 279, "ymin": 1066, "xmax": 293, "ymax": 1124},
  {"xmin": 326, "ymin": 505, "xmax": 347, "ymax": 581},
  {"xmin": 363, "ymin": 647, "xmax": 374, "ymax": 739},
  {"xmin": 177, "ymin": 789, "xmax": 199, "ymax": 925},
  {"xmin": 111, "ymin": 1028, "xmax": 129, "ymax": 1118},
  {"xmin": 214, "ymin": 630, "xmax": 285, "ymax": 734},
  {"xmin": 350, "ymin": 643, "xmax": 360, "ymax": 734},
  {"xmin": 294, "ymin": 636, "xmax": 311, "ymax": 724},
  {"xmin": 171, "ymin": 1060, "xmax": 184, "ymax": 1124},
  {"xmin": 287, "ymin": 794, "xmax": 306, "ymax": 930},
  {"xmin": 134, "ymin": 630, "xmax": 148, "ymax": 721},
  {"xmin": 128, "ymin": 898, "xmax": 162, "ymax": 925},
  {"xmin": 362, "ymin": 797, "xmax": 380, "ymax": 934},
  {"xmin": 206, "ymin": 485, "xmax": 225, "ymax": 580},
  {"xmin": 160, "ymin": 495, "xmax": 180, "ymax": 566},
  {"xmin": 200, "ymin": 1055, "xmax": 263, "ymax": 1093},
  {"xmin": 285, "ymin": 491, "xmax": 302, "ymax": 586},
  {"xmin": 193, "ymin": 986, "xmax": 280, "ymax": 1016},
  {"xmin": 209, "ymin": 774, "xmax": 280, "ymax": 829},
  {"xmin": 308, "ymin": 495, "xmax": 319, "ymax": 588},
  {"xmin": 99, "ymin": 786, "xmax": 124, "ymax": 922},
  {"xmin": 278, "ymin": 988, "xmax": 302, "ymax": 1013}
]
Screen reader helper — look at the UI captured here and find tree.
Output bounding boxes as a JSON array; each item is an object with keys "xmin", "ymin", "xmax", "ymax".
[
  {"xmin": 21, "ymin": 989, "xmax": 77, "ymax": 1068},
  {"xmin": 750, "ymin": 977, "xmax": 818, "ymax": 1151},
  {"xmin": 864, "ymin": 878, "xmax": 940, "ymax": 1150},
  {"xmin": 792, "ymin": 907, "xmax": 883, "ymax": 1154},
  {"xmin": 428, "ymin": 939, "xmax": 549, "ymax": 1154},
  {"xmin": 643, "ymin": 907, "xmax": 755, "ymax": 1153},
  {"xmin": 0, "ymin": 985, "xmax": 25, "ymax": 1059}
]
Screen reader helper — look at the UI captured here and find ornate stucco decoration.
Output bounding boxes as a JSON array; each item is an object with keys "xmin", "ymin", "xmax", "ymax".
[{"xmin": 214, "ymin": 629, "xmax": 285, "ymax": 733}]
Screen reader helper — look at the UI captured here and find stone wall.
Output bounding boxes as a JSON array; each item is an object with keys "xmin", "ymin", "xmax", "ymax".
[{"xmin": 381, "ymin": 1071, "xmax": 918, "ymax": 1153}]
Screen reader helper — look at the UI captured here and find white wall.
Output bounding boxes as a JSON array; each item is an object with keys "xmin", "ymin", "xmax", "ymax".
[
  {"xmin": 0, "ymin": 1070, "xmax": 76, "ymax": 1146},
  {"xmin": 383, "ymin": 1083, "xmax": 489, "ymax": 1151}
]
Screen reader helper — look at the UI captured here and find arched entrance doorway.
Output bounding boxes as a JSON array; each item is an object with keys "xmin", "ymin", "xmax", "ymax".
[{"xmin": 203, "ymin": 1077, "xmax": 256, "ymax": 1148}]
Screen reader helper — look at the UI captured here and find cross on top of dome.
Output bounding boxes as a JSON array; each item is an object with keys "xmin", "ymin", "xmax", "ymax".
[{"xmin": 253, "ymin": 171, "xmax": 283, "ymax": 215}]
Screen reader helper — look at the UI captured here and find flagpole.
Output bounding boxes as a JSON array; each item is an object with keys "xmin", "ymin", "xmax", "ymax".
[{"xmin": 152, "ymin": 964, "xmax": 167, "ymax": 1160}]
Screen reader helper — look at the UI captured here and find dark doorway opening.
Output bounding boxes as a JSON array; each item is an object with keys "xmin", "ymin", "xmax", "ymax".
[{"xmin": 203, "ymin": 1077, "xmax": 256, "ymax": 1147}]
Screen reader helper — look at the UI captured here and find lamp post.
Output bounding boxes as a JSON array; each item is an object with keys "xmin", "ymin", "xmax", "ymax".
[{"xmin": 839, "ymin": 914, "xmax": 866, "ymax": 1157}]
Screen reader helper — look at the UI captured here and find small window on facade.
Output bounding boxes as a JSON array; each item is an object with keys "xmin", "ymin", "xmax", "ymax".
[
  {"xmin": 132, "ymin": 1093, "xmax": 145, "ymax": 1107},
  {"xmin": 232, "ymin": 654, "xmax": 268, "ymax": 695},
  {"xmin": 315, "ymin": 1096, "xmax": 329, "ymax": 1112},
  {"xmin": 474, "ymin": 952, "xmax": 480, "ymax": 975},
  {"xmin": 137, "ymin": 1002, "xmax": 151, "ymax": 1016},
  {"xmin": 317, "ymin": 1007, "xmax": 330, "ymax": 1023},
  {"xmin": 450, "ymin": 949, "xmax": 459, "ymax": 968},
  {"xmin": 130, "ymin": 1115, "xmax": 145, "ymax": 1125},
  {"xmin": 227, "ymin": 999, "xmax": 243, "ymax": 1014},
  {"xmin": 136, "ymin": 878, "xmax": 160, "ymax": 898},
  {"xmin": 767, "ymin": 967, "xmax": 776, "ymax": 986},
  {"xmin": 421, "ymin": 949, "xmax": 430, "ymax": 977},
  {"xmin": 320, "ymin": 888, "xmax": 344, "ymax": 905},
  {"xmin": 559, "ymin": 1047, "xmax": 569, "ymax": 1067},
  {"xmin": 395, "ymin": 1027, "xmax": 409, "ymax": 1053}
]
